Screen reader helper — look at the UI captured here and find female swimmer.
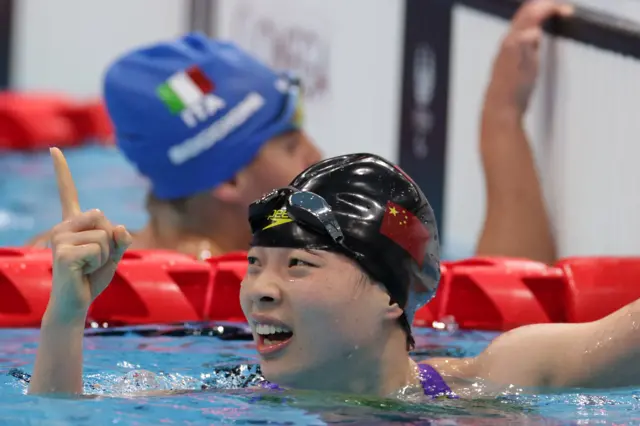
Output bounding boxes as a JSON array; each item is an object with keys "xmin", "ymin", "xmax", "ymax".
[{"xmin": 29, "ymin": 149, "xmax": 640, "ymax": 399}]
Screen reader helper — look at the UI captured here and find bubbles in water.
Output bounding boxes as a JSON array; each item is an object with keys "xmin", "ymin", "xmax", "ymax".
[
  {"xmin": 105, "ymin": 370, "xmax": 203, "ymax": 396},
  {"xmin": 202, "ymin": 364, "xmax": 265, "ymax": 390},
  {"xmin": 117, "ymin": 361, "xmax": 140, "ymax": 369},
  {"xmin": 112, "ymin": 370, "xmax": 167, "ymax": 394}
]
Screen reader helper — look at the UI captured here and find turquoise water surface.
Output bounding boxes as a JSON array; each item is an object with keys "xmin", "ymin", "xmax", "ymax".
[
  {"xmin": 1, "ymin": 146, "xmax": 639, "ymax": 425},
  {"xmin": 2, "ymin": 325, "xmax": 640, "ymax": 425},
  {"xmin": 0, "ymin": 145, "xmax": 148, "ymax": 247}
]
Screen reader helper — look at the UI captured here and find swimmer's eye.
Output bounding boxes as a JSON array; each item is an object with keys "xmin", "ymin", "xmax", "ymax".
[
  {"xmin": 286, "ymin": 138, "xmax": 300, "ymax": 154},
  {"xmin": 279, "ymin": 131, "xmax": 301, "ymax": 154},
  {"xmin": 247, "ymin": 256, "xmax": 260, "ymax": 266},
  {"xmin": 288, "ymin": 258, "xmax": 316, "ymax": 268}
]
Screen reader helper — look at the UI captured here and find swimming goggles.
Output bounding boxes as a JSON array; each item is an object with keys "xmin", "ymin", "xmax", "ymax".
[{"xmin": 249, "ymin": 187, "xmax": 362, "ymax": 259}]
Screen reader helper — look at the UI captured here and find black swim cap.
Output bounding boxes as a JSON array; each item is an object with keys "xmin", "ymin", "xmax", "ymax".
[{"xmin": 248, "ymin": 153, "xmax": 440, "ymax": 349}]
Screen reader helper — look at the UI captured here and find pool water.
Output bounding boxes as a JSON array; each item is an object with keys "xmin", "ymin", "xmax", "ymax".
[
  {"xmin": 1, "ymin": 325, "xmax": 639, "ymax": 425},
  {"xmin": 1, "ymin": 146, "xmax": 640, "ymax": 424},
  {"xmin": 0, "ymin": 145, "xmax": 148, "ymax": 247}
]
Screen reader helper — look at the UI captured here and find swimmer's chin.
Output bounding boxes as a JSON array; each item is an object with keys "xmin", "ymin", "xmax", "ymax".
[{"xmin": 258, "ymin": 364, "xmax": 296, "ymax": 388}]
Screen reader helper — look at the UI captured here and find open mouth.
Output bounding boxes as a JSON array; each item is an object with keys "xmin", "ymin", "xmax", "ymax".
[{"xmin": 254, "ymin": 323, "xmax": 294, "ymax": 355}]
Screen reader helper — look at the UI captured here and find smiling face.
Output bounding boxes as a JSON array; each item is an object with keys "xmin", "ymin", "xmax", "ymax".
[{"xmin": 239, "ymin": 247, "xmax": 404, "ymax": 388}]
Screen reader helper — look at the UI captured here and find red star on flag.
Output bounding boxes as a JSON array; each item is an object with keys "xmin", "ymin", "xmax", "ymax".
[{"xmin": 379, "ymin": 201, "xmax": 430, "ymax": 267}]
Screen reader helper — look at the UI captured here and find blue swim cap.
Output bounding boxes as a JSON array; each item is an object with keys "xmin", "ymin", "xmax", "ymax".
[{"xmin": 103, "ymin": 32, "xmax": 302, "ymax": 200}]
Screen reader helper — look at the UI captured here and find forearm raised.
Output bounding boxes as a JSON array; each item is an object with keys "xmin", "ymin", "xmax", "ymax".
[{"xmin": 28, "ymin": 308, "xmax": 86, "ymax": 395}]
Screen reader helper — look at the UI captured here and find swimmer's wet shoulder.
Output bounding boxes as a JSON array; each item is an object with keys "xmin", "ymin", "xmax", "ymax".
[{"xmin": 419, "ymin": 358, "xmax": 487, "ymax": 398}]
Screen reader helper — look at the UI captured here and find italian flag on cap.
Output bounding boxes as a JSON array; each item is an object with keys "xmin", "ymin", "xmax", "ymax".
[{"xmin": 157, "ymin": 65, "xmax": 214, "ymax": 114}]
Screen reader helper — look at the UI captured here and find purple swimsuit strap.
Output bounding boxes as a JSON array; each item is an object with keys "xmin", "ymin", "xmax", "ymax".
[
  {"xmin": 258, "ymin": 380, "xmax": 282, "ymax": 390},
  {"xmin": 258, "ymin": 364, "xmax": 458, "ymax": 399},
  {"xmin": 417, "ymin": 363, "xmax": 459, "ymax": 399}
]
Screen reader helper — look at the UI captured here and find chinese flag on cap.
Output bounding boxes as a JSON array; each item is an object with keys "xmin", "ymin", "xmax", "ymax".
[{"xmin": 379, "ymin": 201, "xmax": 430, "ymax": 267}]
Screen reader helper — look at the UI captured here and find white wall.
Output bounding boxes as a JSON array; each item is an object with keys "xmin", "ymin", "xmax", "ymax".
[
  {"xmin": 210, "ymin": 0, "xmax": 406, "ymax": 160},
  {"xmin": 10, "ymin": 0, "xmax": 188, "ymax": 98},
  {"xmin": 571, "ymin": 0, "xmax": 640, "ymax": 20}
]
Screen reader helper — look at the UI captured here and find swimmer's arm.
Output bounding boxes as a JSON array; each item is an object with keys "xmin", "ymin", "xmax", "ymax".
[
  {"xmin": 28, "ymin": 308, "xmax": 86, "ymax": 395},
  {"xmin": 475, "ymin": 101, "xmax": 556, "ymax": 265},
  {"xmin": 446, "ymin": 299, "xmax": 640, "ymax": 390},
  {"xmin": 475, "ymin": 0, "xmax": 562, "ymax": 265}
]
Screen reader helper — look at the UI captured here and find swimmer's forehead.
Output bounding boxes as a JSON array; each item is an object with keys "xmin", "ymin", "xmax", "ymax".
[{"xmin": 248, "ymin": 246, "xmax": 326, "ymax": 258}]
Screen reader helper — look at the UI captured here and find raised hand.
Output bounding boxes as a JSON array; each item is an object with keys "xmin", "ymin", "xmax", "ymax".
[
  {"xmin": 29, "ymin": 148, "xmax": 133, "ymax": 395},
  {"xmin": 485, "ymin": 0, "xmax": 573, "ymax": 115},
  {"xmin": 47, "ymin": 147, "xmax": 132, "ymax": 322}
]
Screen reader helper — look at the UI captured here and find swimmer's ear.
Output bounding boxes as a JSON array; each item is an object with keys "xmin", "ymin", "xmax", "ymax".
[
  {"xmin": 211, "ymin": 177, "xmax": 244, "ymax": 204},
  {"xmin": 212, "ymin": 169, "xmax": 254, "ymax": 204},
  {"xmin": 383, "ymin": 302, "xmax": 404, "ymax": 321}
]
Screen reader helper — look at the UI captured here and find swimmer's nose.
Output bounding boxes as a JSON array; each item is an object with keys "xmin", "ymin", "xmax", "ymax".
[
  {"xmin": 301, "ymin": 133, "xmax": 322, "ymax": 166},
  {"xmin": 247, "ymin": 277, "xmax": 282, "ymax": 307}
]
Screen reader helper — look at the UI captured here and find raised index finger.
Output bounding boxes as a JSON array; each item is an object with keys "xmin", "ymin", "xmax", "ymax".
[{"xmin": 50, "ymin": 147, "xmax": 81, "ymax": 220}]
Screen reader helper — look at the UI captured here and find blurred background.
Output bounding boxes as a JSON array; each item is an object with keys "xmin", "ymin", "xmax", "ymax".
[{"xmin": 0, "ymin": 0, "xmax": 638, "ymax": 262}]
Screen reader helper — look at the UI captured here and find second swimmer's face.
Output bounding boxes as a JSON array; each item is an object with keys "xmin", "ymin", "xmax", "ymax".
[
  {"xmin": 239, "ymin": 247, "xmax": 404, "ymax": 389},
  {"xmin": 238, "ymin": 130, "xmax": 321, "ymax": 206}
]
